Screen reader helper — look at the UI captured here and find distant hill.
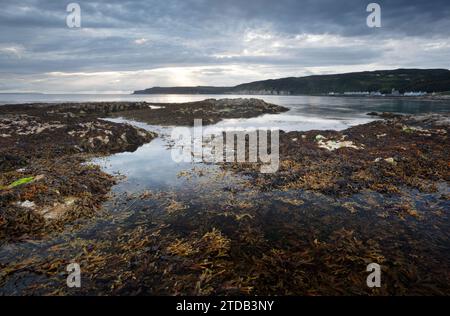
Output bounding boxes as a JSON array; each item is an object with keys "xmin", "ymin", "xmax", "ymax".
[
  {"xmin": 134, "ymin": 86, "xmax": 233, "ymax": 94},
  {"xmin": 133, "ymin": 69, "xmax": 450, "ymax": 95}
]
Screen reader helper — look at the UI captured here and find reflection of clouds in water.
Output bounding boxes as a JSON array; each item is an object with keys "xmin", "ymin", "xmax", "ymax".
[
  {"xmin": 93, "ymin": 96, "xmax": 448, "ymax": 192},
  {"xmin": 213, "ymin": 113, "xmax": 374, "ymax": 132},
  {"xmin": 98, "ymin": 101, "xmax": 378, "ymax": 189},
  {"xmin": 93, "ymin": 138, "xmax": 197, "ymax": 191},
  {"xmin": 3, "ymin": 95, "xmax": 449, "ymax": 116}
]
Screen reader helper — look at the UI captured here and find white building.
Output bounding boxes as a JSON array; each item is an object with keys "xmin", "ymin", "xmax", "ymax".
[{"xmin": 404, "ymin": 91, "xmax": 427, "ymax": 96}]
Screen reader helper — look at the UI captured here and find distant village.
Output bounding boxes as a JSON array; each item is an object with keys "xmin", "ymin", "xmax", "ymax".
[
  {"xmin": 235, "ymin": 88, "xmax": 431, "ymax": 97},
  {"xmin": 328, "ymin": 88, "xmax": 428, "ymax": 97}
]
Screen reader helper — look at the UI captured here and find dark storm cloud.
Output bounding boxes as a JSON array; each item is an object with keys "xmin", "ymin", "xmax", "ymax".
[
  {"xmin": 0, "ymin": 0, "xmax": 449, "ymax": 91},
  {"xmin": 3, "ymin": 0, "xmax": 449, "ymax": 33}
]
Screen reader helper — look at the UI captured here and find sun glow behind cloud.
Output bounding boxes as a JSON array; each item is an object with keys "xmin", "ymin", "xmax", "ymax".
[
  {"xmin": 0, "ymin": 63, "xmax": 392, "ymax": 94},
  {"xmin": 0, "ymin": 0, "xmax": 450, "ymax": 93}
]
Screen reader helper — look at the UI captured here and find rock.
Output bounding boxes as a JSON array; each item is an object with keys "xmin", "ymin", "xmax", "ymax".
[
  {"xmin": 384, "ymin": 157, "xmax": 396, "ymax": 165},
  {"xmin": 16, "ymin": 200, "xmax": 36, "ymax": 209},
  {"xmin": 316, "ymin": 135, "xmax": 363, "ymax": 151},
  {"xmin": 39, "ymin": 197, "xmax": 77, "ymax": 220},
  {"xmin": 374, "ymin": 157, "xmax": 396, "ymax": 165}
]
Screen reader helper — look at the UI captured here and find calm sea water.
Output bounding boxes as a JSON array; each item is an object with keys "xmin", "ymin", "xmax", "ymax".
[{"xmin": 2, "ymin": 93, "xmax": 449, "ymax": 129}]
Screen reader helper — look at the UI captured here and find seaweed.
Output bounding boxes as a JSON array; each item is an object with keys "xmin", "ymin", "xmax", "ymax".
[
  {"xmin": 0, "ymin": 104, "xmax": 449, "ymax": 296},
  {"xmin": 8, "ymin": 176, "xmax": 35, "ymax": 188}
]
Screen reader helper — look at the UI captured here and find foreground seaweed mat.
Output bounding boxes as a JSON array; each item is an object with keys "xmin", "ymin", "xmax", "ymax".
[
  {"xmin": 0, "ymin": 103, "xmax": 449, "ymax": 295},
  {"xmin": 1, "ymin": 173, "xmax": 448, "ymax": 295}
]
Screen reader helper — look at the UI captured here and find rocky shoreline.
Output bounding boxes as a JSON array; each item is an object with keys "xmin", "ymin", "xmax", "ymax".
[
  {"xmin": 0, "ymin": 99, "xmax": 287, "ymax": 241},
  {"xmin": 0, "ymin": 108, "xmax": 156, "ymax": 241},
  {"xmin": 0, "ymin": 99, "xmax": 449, "ymax": 295},
  {"xmin": 106, "ymin": 98, "xmax": 289, "ymax": 126},
  {"xmin": 226, "ymin": 112, "xmax": 449, "ymax": 198}
]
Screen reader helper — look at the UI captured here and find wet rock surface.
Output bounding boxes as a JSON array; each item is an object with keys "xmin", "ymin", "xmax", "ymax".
[
  {"xmin": 228, "ymin": 113, "xmax": 449, "ymax": 197},
  {"xmin": 0, "ymin": 99, "xmax": 286, "ymax": 242},
  {"xmin": 0, "ymin": 106, "xmax": 156, "ymax": 241},
  {"xmin": 107, "ymin": 98, "xmax": 289, "ymax": 126},
  {"xmin": 0, "ymin": 102, "xmax": 449, "ymax": 296}
]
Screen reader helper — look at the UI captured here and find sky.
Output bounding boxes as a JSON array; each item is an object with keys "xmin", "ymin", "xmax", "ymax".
[{"xmin": 0, "ymin": 0, "xmax": 450, "ymax": 93}]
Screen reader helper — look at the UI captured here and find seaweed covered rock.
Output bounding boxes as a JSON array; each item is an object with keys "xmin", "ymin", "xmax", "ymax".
[
  {"xmin": 226, "ymin": 113, "xmax": 450, "ymax": 196},
  {"xmin": 0, "ymin": 108, "xmax": 156, "ymax": 242}
]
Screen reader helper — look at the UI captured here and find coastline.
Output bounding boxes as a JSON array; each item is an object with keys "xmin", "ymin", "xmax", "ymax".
[
  {"xmin": 132, "ymin": 91, "xmax": 450, "ymax": 101},
  {"xmin": 0, "ymin": 99, "xmax": 287, "ymax": 241},
  {"xmin": 0, "ymin": 99, "xmax": 449, "ymax": 295}
]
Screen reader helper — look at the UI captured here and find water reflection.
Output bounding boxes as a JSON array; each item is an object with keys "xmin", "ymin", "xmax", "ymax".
[{"xmin": 1, "ymin": 93, "xmax": 449, "ymax": 115}]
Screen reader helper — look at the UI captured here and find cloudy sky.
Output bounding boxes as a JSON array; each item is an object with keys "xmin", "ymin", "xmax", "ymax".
[{"xmin": 1, "ymin": 0, "xmax": 449, "ymax": 93}]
